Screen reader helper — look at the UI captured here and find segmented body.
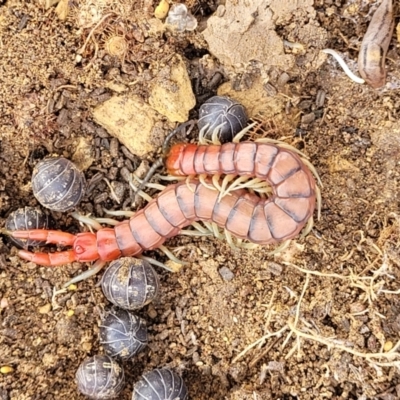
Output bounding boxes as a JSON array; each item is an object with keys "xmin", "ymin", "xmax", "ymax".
[
  {"xmin": 12, "ymin": 141, "xmax": 317, "ymax": 266},
  {"xmin": 166, "ymin": 141, "xmax": 316, "ymax": 243}
]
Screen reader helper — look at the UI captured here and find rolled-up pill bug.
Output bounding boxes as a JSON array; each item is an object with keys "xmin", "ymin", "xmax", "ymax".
[
  {"xmin": 101, "ymin": 257, "xmax": 160, "ymax": 310},
  {"xmin": 76, "ymin": 354, "xmax": 125, "ymax": 400},
  {"xmin": 100, "ymin": 308, "xmax": 148, "ymax": 360},
  {"xmin": 132, "ymin": 368, "xmax": 188, "ymax": 400},
  {"xmin": 5, "ymin": 207, "xmax": 52, "ymax": 249},
  {"xmin": 198, "ymin": 95, "xmax": 247, "ymax": 143},
  {"xmin": 32, "ymin": 157, "xmax": 86, "ymax": 212}
]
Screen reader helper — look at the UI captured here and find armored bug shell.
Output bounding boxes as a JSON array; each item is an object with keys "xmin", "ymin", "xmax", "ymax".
[
  {"xmin": 101, "ymin": 258, "xmax": 160, "ymax": 311},
  {"xmin": 76, "ymin": 354, "xmax": 125, "ymax": 400},
  {"xmin": 32, "ymin": 157, "xmax": 86, "ymax": 212},
  {"xmin": 132, "ymin": 368, "xmax": 188, "ymax": 400},
  {"xmin": 198, "ymin": 96, "xmax": 247, "ymax": 143},
  {"xmin": 100, "ymin": 308, "xmax": 148, "ymax": 360},
  {"xmin": 5, "ymin": 207, "xmax": 52, "ymax": 249}
]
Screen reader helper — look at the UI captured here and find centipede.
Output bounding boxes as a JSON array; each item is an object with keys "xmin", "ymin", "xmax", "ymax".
[{"xmin": 6, "ymin": 132, "xmax": 321, "ymax": 285}]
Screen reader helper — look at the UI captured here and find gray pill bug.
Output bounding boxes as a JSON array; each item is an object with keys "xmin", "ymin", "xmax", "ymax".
[
  {"xmin": 5, "ymin": 207, "xmax": 52, "ymax": 249},
  {"xmin": 198, "ymin": 96, "xmax": 247, "ymax": 144},
  {"xmin": 32, "ymin": 157, "xmax": 86, "ymax": 212},
  {"xmin": 101, "ymin": 257, "xmax": 160, "ymax": 311},
  {"xmin": 100, "ymin": 308, "xmax": 148, "ymax": 360},
  {"xmin": 76, "ymin": 354, "xmax": 125, "ymax": 400},
  {"xmin": 132, "ymin": 368, "xmax": 188, "ymax": 400}
]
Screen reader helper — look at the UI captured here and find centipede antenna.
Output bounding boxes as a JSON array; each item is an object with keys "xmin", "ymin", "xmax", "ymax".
[
  {"xmin": 162, "ymin": 120, "xmax": 196, "ymax": 154},
  {"xmin": 130, "ymin": 158, "xmax": 164, "ymax": 200},
  {"xmin": 158, "ymin": 245, "xmax": 189, "ymax": 266},
  {"xmin": 103, "ymin": 208, "xmax": 135, "ymax": 218},
  {"xmin": 130, "ymin": 119, "xmax": 195, "ymax": 199},
  {"xmin": 132, "ymin": 173, "xmax": 166, "ymax": 191},
  {"xmin": 62, "ymin": 259, "xmax": 107, "ymax": 288},
  {"xmin": 71, "ymin": 212, "xmax": 103, "ymax": 231},
  {"xmin": 138, "ymin": 255, "xmax": 174, "ymax": 272},
  {"xmin": 128, "ymin": 176, "xmax": 153, "ymax": 203},
  {"xmin": 232, "ymin": 122, "xmax": 257, "ymax": 143}
]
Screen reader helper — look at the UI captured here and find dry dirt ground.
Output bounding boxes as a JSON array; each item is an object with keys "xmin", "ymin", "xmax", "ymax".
[{"xmin": 1, "ymin": 0, "xmax": 400, "ymax": 399}]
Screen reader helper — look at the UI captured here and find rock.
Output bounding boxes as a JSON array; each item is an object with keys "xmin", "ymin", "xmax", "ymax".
[
  {"xmin": 149, "ymin": 55, "xmax": 195, "ymax": 122},
  {"xmin": 217, "ymin": 77, "xmax": 300, "ymax": 132},
  {"xmin": 203, "ymin": 0, "xmax": 295, "ymax": 71},
  {"xmin": 93, "ymin": 95, "xmax": 160, "ymax": 157},
  {"xmin": 55, "ymin": 0, "xmax": 69, "ymax": 20},
  {"xmin": 72, "ymin": 136, "xmax": 94, "ymax": 171}
]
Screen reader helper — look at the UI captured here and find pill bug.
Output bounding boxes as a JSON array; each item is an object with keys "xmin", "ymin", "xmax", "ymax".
[
  {"xmin": 100, "ymin": 308, "xmax": 148, "ymax": 360},
  {"xmin": 101, "ymin": 257, "xmax": 160, "ymax": 310},
  {"xmin": 198, "ymin": 96, "xmax": 247, "ymax": 143},
  {"xmin": 75, "ymin": 354, "xmax": 125, "ymax": 399},
  {"xmin": 5, "ymin": 207, "xmax": 52, "ymax": 249},
  {"xmin": 32, "ymin": 157, "xmax": 86, "ymax": 212},
  {"xmin": 133, "ymin": 368, "xmax": 188, "ymax": 400}
]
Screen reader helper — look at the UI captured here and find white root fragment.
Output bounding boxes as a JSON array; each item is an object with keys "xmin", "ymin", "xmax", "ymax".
[{"xmin": 321, "ymin": 48, "xmax": 365, "ymax": 84}]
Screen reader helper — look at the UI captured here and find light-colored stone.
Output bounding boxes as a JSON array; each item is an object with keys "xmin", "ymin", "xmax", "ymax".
[
  {"xmin": 217, "ymin": 77, "xmax": 300, "ymax": 133},
  {"xmin": 203, "ymin": 0, "xmax": 295, "ymax": 71},
  {"xmin": 45, "ymin": 0, "xmax": 59, "ymax": 9},
  {"xmin": 149, "ymin": 55, "xmax": 195, "ymax": 122},
  {"xmin": 72, "ymin": 136, "xmax": 94, "ymax": 171},
  {"xmin": 55, "ymin": 0, "xmax": 69, "ymax": 20},
  {"xmin": 93, "ymin": 95, "xmax": 160, "ymax": 157}
]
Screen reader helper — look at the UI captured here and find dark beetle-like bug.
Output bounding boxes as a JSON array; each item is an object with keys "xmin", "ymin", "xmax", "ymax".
[
  {"xmin": 100, "ymin": 308, "xmax": 148, "ymax": 360},
  {"xmin": 197, "ymin": 95, "xmax": 247, "ymax": 143},
  {"xmin": 101, "ymin": 257, "xmax": 160, "ymax": 310},
  {"xmin": 133, "ymin": 368, "xmax": 188, "ymax": 400},
  {"xmin": 76, "ymin": 354, "xmax": 125, "ymax": 399},
  {"xmin": 32, "ymin": 157, "xmax": 86, "ymax": 212},
  {"xmin": 5, "ymin": 207, "xmax": 52, "ymax": 249}
]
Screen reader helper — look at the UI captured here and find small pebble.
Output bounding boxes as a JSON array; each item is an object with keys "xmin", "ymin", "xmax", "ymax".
[
  {"xmin": 38, "ymin": 303, "xmax": 52, "ymax": 314},
  {"xmin": 384, "ymin": 341, "xmax": 393, "ymax": 352},
  {"xmin": 218, "ymin": 267, "xmax": 234, "ymax": 281}
]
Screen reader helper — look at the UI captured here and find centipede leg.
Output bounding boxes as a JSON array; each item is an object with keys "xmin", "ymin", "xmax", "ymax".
[
  {"xmin": 158, "ymin": 244, "xmax": 188, "ymax": 266},
  {"xmin": 62, "ymin": 259, "xmax": 107, "ymax": 288},
  {"xmin": 267, "ymin": 240, "xmax": 290, "ymax": 255},
  {"xmin": 138, "ymin": 255, "xmax": 174, "ymax": 272},
  {"xmin": 232, "ymin": 122, "xmax": 257, "ymax": 143},
  {"xmin": 315, "ymin": 185, "xmax": 322, "ymax": 221},
  {"xmin": 301, "ymin": 217, "xmax": 314, "ymax": 238},
  {"xmin": 71, "ymin": 212, "xmax": 102, "ymax": 231}
]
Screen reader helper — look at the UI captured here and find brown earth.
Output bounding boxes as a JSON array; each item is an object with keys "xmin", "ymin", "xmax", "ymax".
[{"xmin": 1, "ymin": 0, "xmax": 400, "ymax": 399}]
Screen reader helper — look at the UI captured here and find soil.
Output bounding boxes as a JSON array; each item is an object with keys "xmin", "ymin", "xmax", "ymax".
[{"xmin": 1, "ymin": 0, "xmax": 400, "ymax": 399}]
